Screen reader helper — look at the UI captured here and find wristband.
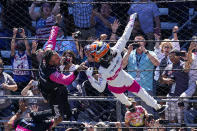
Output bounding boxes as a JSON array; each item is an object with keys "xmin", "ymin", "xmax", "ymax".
[{"xmin": 112, "ymin": 32, "xmax": 116, "ymax": 34}]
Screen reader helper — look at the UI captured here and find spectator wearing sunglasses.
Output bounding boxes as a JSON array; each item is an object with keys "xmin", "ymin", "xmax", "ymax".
[
  {"xmin": 154, "ymin": 40, "xmax": 173, "ymax": 97},
  {"xmin": 122, "ymin": 35, "xmax": 159, "ymax": 115},
  {"xmin": 154, "ymin": 26, "xmax": 180, "ymax": 97}
]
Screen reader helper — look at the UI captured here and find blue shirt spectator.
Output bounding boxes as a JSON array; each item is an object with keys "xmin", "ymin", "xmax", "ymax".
[
  {"xmin": 123, "ymin": 35, "xmax": 160, "ymax": 115},
  {"xmin": 95, "ymin": 16, "xmax": 116, "ymax": 38},
  {"xmin": 43, "ymin": 26, "xmax": 78, "ymax": 56},
  {"xmin": 68, "ymin": 0, "xmax": 93, "ymax": 28},
  {"xmin": 127, "ymin": 0, "xmax": 160, "ymax": 34},
  {"xmin": 91, "ymin": 3, "xmax": 116, "ymax": 39},
  {"xmin": 123, "ymin": 35, "xmax": 159, "ymax": 92},
  {"xmin": 127, "ymin": 49, "xmax": 157, "ymax": 91},
  {"xmin": 43, "ymin": 36, "xmax": 78, "ymax": 56}
]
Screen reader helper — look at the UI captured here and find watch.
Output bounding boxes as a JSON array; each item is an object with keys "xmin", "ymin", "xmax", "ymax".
[{"xmin": 145, "ymin": 51, "xmax": 149, "ymax": 54}]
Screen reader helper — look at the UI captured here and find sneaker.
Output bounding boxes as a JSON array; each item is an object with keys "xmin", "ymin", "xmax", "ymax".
[{"xmin": 157, "ymin": 105, "xmax": 168, "ymax": 114}]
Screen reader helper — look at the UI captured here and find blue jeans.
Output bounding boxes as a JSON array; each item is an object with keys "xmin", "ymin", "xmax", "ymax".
[
  {"xmin": 184, "ymin": 108, "xmax": 197, "ymax": 123},
  {"xmin": 184, "ymin": 108, "xmax": 197, "ymax": 131}
]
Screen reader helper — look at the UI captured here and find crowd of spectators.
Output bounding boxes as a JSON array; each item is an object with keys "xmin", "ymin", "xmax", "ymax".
[{"xmin": 0, "ymin": 0, "xmax": 197, "ymax": 130}]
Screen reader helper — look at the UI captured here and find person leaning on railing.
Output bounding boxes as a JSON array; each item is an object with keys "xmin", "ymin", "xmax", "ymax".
[
  {"xmin": 21, "ymin": 79, "xmax": 49, "ymax": 111},
  {"xmin": 0, "ymin": 58, "xmax": 18, "ymax": 131},
  {"xmin": 124, "ymin": 98, "xmax": 149, "ymax": 131},
  {"xmin": 7, "ymin": 100, "xmax": 54, "ymax": 131}
]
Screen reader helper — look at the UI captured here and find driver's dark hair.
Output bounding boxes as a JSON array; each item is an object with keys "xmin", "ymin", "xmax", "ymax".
[{"xmin": 42, "ymin": 50, "xmax": 56, "ymax": 67}]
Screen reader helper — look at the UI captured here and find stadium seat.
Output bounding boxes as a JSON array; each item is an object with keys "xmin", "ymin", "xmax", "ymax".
[{"xmin": 159, "ymin": 8, "xmax": 178, "ymax": 30}]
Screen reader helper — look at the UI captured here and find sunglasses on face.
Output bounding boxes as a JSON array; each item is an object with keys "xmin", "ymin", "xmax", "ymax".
[{"xmin": 164, "ymin": 46, "xmax": 170, "ymax": 49}]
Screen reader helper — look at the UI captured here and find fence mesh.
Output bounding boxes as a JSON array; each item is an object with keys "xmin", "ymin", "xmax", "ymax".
[{"xmin": 0, "ymin": 0, "xmax": 197, "ymax": 130}]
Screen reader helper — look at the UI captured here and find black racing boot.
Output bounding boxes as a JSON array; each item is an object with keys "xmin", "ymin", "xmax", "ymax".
[{"xmin": 156, "ymin": 105, "xmax": 168, "ymax": 114}]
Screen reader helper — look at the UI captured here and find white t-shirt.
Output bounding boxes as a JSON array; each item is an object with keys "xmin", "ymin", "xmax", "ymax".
[
  {"xmin": 189, "ymin": 53, "xmax": 197, "ymax": 81},
  {"xmin": 154, "ymin": 39, "xmax": 180, "ymax": 62},
  {"xmin": 154, "ymin": 39, "xmax": 180, "ymax": 81}
]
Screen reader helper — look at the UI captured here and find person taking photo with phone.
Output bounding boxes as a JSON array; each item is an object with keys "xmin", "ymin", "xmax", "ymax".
[{"xmin": 122, "ymin": 34, "xmax": 160, "ymax": 115}]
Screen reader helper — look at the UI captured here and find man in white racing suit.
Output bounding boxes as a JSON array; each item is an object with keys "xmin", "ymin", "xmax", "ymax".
[{"xmin": 85, "ymin": 13, "xmax": 167, "ymax": 113}]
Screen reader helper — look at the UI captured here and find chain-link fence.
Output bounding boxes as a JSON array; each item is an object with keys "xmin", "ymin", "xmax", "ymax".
[{"xmin": 0, "ymin": 0, "xmax": 197, "ymax": 130}]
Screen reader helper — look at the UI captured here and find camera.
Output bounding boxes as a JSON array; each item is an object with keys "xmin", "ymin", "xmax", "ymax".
[
  {"xmin": 18, "ymin": 28, "xmax": 23, "ymax": 33},
  {"xmin": 132, "ymin": 43, "xmax": 140, "ymax": 49},
  {"xmin": 159, "ymin": 120, "xmax": 169, "ymax": 125},
  {"xmin": 175, "ymin": 52, "xmax": 186, "ymax": 57},
  {"xmin": 32, "ymin": 81, "xmax": 38, "ymax": 86},
  {"xmin": 61, "ymin": 57, "xmax": 71, "ymax": 66},
  {"xmin": 73, "ymin": 31, "xmax": 82, "ymax": 39},
  {"xmin": 178, "ymin": 101, "xmax": 184, "ymax": 107}
]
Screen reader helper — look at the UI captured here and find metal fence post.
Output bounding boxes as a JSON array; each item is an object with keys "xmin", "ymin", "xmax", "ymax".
[{"xmin": 116, "ymin": 100, "xmax": 122, "ymax": 122}]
